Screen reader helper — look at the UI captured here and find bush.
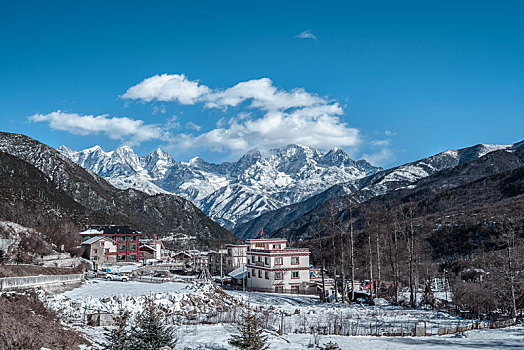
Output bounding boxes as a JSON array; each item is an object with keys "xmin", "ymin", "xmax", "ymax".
[{"xmin": 229, "ymin": 312, "xmax": 269, "ymax": 350}]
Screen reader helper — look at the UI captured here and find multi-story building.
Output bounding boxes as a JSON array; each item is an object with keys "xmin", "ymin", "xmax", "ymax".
[
  {"xmin": 80, "ymin": 225, "xmax": 141, "ymax": 263},
  {"xmin": 82, "ymin": 236, "xmax": 117, "ymax": 266},
  {"xmin": 209, "ymin": 244, "xmax": 249, "ymax": 276},
  {"xmin": 246, "ymin": 238, "xmax": 317, "ymax": 294}
]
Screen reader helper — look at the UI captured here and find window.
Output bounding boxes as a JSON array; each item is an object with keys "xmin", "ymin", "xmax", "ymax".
[
  {"xmin": 93, "ymin": 249, "xmax": 98, "ymax": 254},
  {"xmin": 258, "ymin": 256, "xmax": 262, "ymax": 262},
  {"xmin": 129, "ymin": 236, "xmax": 137, "ymax": 242},
  {"xmin": 291, "ymin": 257, "xmax": 300, "ymax": 265},
  {"xmin": 248, "ymin": 272, "xmax": 251, "ymax": 278},
  {"xmin": 275, "ymin": 257, "xmax": 283, "ymax": 265},
  {"xmin": 117, "ymin": 236, "xmax": 127, "ymax": 242},
  {"xmin": 273, "ymin": 243, "xmax": 281, "ymax": 249},
  {"xmin": 275, "ymin": 286, "xmax": 283, "ymax": 293},
  {"xmin": 92, "ymin": 256, "xmax": 98, "ymax": 261},
  {"xmin": 118, "ymin": 244, "xmax": 126, "ymax": 252},
  {"xmin": 275, "ymin": 272, "xmax": 283, "ymax": 280},
  {"xmin": 129, "ymin": 244, "xmax": 137, "ymax": 251},
  {"xmin": 292, "ymin": 271, "xmax": 299, "ymax": 279},
  {"xmin": 291, "ymin": 286, "xmax": 300, "ymax": 294},
  {"xmin": 129, "ymin": 254, "xmax": 137, "ymax": 261},
  {"xmin": 265, "ymin": 257, "xmax": 270, "ymax": 265},
  {"xmin": 105, "ymin": 248, "xmax": 110, "ymax": 253},
  {"xmin": 252, "ymin": 256, "xmax": 256, "ymax": 263},
  {"xmin": 265, "ymin": 271, "xmax": 269, "ymax": 279},
  {"xmin": 117, "ymin": 254, "xmax": 126, "ymax": 261},
  {"xmin": 255, "ymin": 242, "xmax": 265, "ymax": 248},
  {"xmin": 258, "ymin": 270, "xmax": 262, "ymax": 278},
  {"xmin": 252, "ymin": 269, "xmax": 256, "ymax": 277}
]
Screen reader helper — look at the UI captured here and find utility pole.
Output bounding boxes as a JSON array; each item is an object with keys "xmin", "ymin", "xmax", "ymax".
[
  {"xmin": 242, "ymin": 263, "xmax": 246, "ymax": 292},
  {"xmin": 220, "ymin": 251, "xmax": 223, "ymax": 286}
]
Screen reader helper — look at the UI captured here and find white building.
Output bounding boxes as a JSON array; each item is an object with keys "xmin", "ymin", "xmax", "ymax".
[
  {"xmin": 246, "ymin": 238, "xmax": 319, "ymax": 294},
  {"xmin": 209, "ymin": 244, "xmax": 249, "ymax": 276}
]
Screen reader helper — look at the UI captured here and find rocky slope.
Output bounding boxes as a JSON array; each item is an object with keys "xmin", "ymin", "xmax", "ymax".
[
  {"xmin": 272, "ymin": 143, "xmax": 524, "ymax": 241},
  {"xmin": 0, "ymin": 132, "xmax": 235, "ymax": 248},
  {"xmin": 234, "ymin": 142, "xmax": 518, "ymax": 238},
  {"xmin": 59, "ymin": 144, "xmax": 381, "ymax": 228}
]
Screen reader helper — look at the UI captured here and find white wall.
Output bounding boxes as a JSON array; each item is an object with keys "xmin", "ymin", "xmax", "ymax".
[{"xmin": 0, "ymin": 274, "xmax": 84, "ymax": 291}]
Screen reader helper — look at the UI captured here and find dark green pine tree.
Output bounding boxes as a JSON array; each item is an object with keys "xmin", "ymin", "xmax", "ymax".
[
  {"xmin": 228, "ymin": 312, "xmax": 269, "ymax": 350},
  {"xmin": 98, "ymin": 308, "xmax": 131, "ymax": 350},
  {"xmin": 129, "ymin": 299, "xmax": 177, "ymax": 350},
  {"xmin": 321, "ymin": 341, "xmax": 341, "ymax": 350}
]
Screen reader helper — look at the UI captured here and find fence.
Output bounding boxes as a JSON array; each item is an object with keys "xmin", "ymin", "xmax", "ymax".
[
  {"xmin": 227, "ymin": 285, "xmax": 319, "ymax": 296},
  {"xmin": 133, "ymin": 275, "xmax": 196, "ymax": 284},
  {"xmin": 0, "ymin": 274, "xmax": 84, "ymax": 291}
]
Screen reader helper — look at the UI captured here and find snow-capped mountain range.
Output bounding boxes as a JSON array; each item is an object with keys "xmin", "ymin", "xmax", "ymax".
[
  {"xmin": 233, "ymin": 142, "xmax": 518, "ymax": 238},
  {"xmin": 58, "ymin": 144, "xmax": 382, "ymax": 228}
]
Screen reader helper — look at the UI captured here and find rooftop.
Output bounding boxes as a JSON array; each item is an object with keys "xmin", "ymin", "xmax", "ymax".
[
  {"xmin": 82, "ymin": 236, "xmax": 114, "ymax": 245},
  {"xmin": 84, "ymin": 225, "xmax": 140, "ymax": 235}
]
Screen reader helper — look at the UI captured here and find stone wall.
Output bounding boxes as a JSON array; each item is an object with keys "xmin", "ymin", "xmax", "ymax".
[{"xmin": 0, "ymin": 273, "xmax": 83, "ymax": 291}]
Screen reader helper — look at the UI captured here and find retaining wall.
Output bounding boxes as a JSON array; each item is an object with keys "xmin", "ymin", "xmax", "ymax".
[{"xmin": 0, "ymin": 274, "xmax": 84, "ymax": 291}]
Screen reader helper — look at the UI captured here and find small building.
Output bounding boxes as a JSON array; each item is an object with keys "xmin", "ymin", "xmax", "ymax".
[
  {"xmin": 80, "ymin": 225, "xmax": 141, "ymax": 263},
  {"xmin": 171, "ymin": 251, "xmax": 194, "ymax": 267},
  {"xmin": 139, "ymin": 236, "xmax": 165, "ymax": 261},
  {"xmin": 246, "ymin": 238, "xmax": 312, "ymax": 294},
  {"xmin": 87, "ymin": 312, "xmax": 114, "ymax": 327},
  {"xmin": 139, "ymin": 244, "xmax": 157, "ymax": 261},
  {"xmin": 82, "ymin": 236, "xmax": 117, "ymax": 266},
  {"xmin": 209, "ymin": 244, "xmax": 249, "ymax": 276}
]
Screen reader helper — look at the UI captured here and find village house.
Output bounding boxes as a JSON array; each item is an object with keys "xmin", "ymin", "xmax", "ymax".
[
  {"xmin": 139, "ymin": 235, "xmax": 165, "ymax": 261},
  {"xmin": 81, "ymin": 236, "xmax": 117, "ymax": 266},
  {"xmin": 209, "ymin": 244, "xmax": 249, "ymax": 276},
  {"xmin": 80, "ymin": 225, "xmax": 141, "ymax": 263},
  {"xmin": 246, "ymin": 238, "xmax": 325, "ymax": 294}
]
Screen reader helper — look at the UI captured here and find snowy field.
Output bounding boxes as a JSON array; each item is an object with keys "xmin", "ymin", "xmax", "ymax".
[{"xmin": 44, "ymin": 280, "xmax": 523, "ymax": 349}]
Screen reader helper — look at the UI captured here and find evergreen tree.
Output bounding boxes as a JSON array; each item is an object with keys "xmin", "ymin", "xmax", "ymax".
[
  {"xmin": 228, "ymin": 312, "xmax": 269, "ymax": 350},
  {"xmin": 129, "ymin": 299, "xmax": 177, "ymax": 350},
  {"xmin": 98, "ymin": 308, "xmax": 131, "ymax": 350},
  {"xmin": 320, "ymin": 341, "xmax": 341, "ymax": 350}
]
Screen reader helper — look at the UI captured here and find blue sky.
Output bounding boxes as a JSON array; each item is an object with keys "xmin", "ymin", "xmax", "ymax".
[{"xmin": 1, "ymin": 1, "xmax": 523, "ymax": 167}]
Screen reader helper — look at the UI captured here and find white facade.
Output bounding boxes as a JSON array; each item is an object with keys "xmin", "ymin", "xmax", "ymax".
[
  {"xmin": 246, "ymin": 238, "xmax": 312, "ymax": 294},
  {"xmin": 209, "ymin": 244, "xmax": 248, "ymax": 275}
]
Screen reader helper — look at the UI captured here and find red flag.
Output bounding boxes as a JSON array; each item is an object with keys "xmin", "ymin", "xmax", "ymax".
[{"xmin": 260, "ymin": 228, "xmax": 263, "ymax": 236}]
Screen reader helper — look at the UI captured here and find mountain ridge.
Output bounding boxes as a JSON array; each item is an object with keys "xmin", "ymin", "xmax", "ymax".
[
  {"xmin": 233, "ymin": 141, "xmax": 519, "ymax": 238},
  {"xmin": 59, "ymin": 143, "xmax": 382, "ymax": 228},
  {"xmin": 0, "ymin": 132, "xmax": 235, "ymax": 248}
]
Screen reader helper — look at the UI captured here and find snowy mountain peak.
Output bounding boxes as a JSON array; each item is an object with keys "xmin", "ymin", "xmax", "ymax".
[{"xmin": 60, "ymin": 143, "xmax": 382, "ymax": 228}]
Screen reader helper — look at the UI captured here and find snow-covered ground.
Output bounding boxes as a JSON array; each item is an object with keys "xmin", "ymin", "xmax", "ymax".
[
  {"xmin": 44, "ymin": 280, "xmax": 522, "ymax": 349},
  {"xmin": 175, "ymin": 323, "xmax": 524, "ymax": 349}
]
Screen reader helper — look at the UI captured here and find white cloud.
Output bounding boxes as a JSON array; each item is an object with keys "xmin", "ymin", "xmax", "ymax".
[
  {"xmin": 295, "ymin": 30, "xmax": 318, "ymax": 41},
  {"xmin": 362, "ymin": 147, "xmax": 394, "ymax": 167},
  {"xmin": 204, "ymin": 78, "xmax": 325, "ymax": 111},
  {"xmin": 176, "ymin": 108, "xmax": 359, "ymax": 153},
  {"xmin": 165, "ymin": 115, "xmax": 180, "ymax": 130},
  {"xmin": 29, "ymin": 111, "xmax": 170, "ymax": 146},
  {"xmin": 152, "ymin": 104, "xmax": 167, "ymax": 114},
  {"xmin": 121, "ymin": 73, "xmax": 210, "ymax": 104},
  {"xmin": 371, "ymin": 139, "xmax": 390, "ymax": 146},
  {"xmin": 122, "ymin": 73, "xmax": 362, "ymax": 155},
  {"xmin": 123, "ymin": 75, "xmax": 326, "ymax": 112},
  {"xmin": 185, "ymin": 121, "xmax": 202, "ymax": 131}
]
